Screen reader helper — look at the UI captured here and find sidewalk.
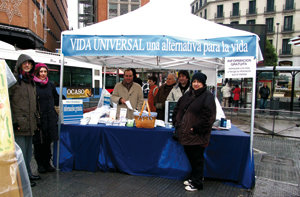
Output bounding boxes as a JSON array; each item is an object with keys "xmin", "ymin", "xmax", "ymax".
[{"xmin": 30, "ymin": 114, "xmax": 300, "ymax": 197}]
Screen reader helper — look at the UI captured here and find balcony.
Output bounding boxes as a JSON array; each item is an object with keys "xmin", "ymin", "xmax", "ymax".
[
  {"xmin": 282, "ymin": 24, "xmax": 294, "ymax": 34},
  {"xmin": 246, "ymin": 8, "xmax": 257, "ymax": 17},
  {"xmin": 214, "ymin": 12, "xmax": 224, "ymax": 20},
  {"xmin": 279, "ymin": 49, "xmax": 293, "ymax": 57},
  {"xmin": 283, "ymin": 3, "xmax": 296, "ymax": 13},
  {"xmin": 230, "ymin": 10, "xmax": 240, "ymax": 18},
  {"xmin": 264, "ymin": 6, "xmax": 276, "ymax": 15},
  {"xmin": 266, "ymin": 26, "xmax": 275, "ymax": 35}
]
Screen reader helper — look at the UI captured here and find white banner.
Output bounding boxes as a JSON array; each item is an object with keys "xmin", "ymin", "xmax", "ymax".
[{"xmin": 224, "ymin": 56, "xmax": 256, "ymax": 78}]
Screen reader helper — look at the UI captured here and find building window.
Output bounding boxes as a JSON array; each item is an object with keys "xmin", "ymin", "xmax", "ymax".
[
  {"xmin": 282, "ymin": 39, "xmax": 291, "ymax": 54},
  {"xmin": 247, "ymin": 20, "xmax": 255, "ymax": 24},
  {"xmin": 108, "ymin": 0, "xmax": 140, "ymax": 19},
  {"xmin": 232, "ymin": 3, "xmax": 239, "ymax": 16},
  {"xmin": 266, "ymin": 0, "xmax": 275, "ymax": 12},
  {"xmin": 285, "ymin": 0, "xmax": 294, "ymax": 10},
  {"xmin": 266, "ymin": 18, "xmax": 274, "ymax": 33},
  {"xmin": 200, "ymin": 0, "xmax": 202, "ymax": 7},
  {"xmin": 196, "ymin": 2, "xmax": 198, "ymax": 10},
  {"xmin": 268, "ymin": 40, "xmax": 273, "ymax": 45},
  {"xmin": 248, "ymin": 0, "xmax": 256, "ymax": 14},
  {"xmin": 192, "ymin": 5, "xmax": 195, "ymax": 13},
  {"xmin": 217, "ymin": 5, "xmax": 223, "ymax": 18},
  {"xmin": 231, "ymin": 21, "xmax": 239, "ymax": 25},
  {"xmin": 94, "ymin": 70, "xmax": 100, "ymax": 76},
  {"xmin": 204, "ymin": 9, "xmax": 207, "ymax": 19},
  {"xmin": 283, "ymin": 16, "xmax": 293, "ymax": 31}
]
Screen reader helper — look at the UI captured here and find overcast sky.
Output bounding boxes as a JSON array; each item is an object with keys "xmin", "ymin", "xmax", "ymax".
[{"xmin": 67, "ymin": 0, "xmax": 194, "ymax": 30}]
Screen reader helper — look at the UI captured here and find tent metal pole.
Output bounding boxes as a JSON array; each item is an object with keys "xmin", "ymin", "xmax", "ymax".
[
  {"xmin": 103, "ymin": 66, "xmax": 106, "ymax": 90},
  {"xmin": 215, "ymin": 68, "xmax": 218, "ymax": 98},
  {"xmin": 56, "ymin": 53, "xmax": 65, "ymax": 170},
  {"xmin": 250, "ymin": 68, "xmax": 257, "ymax": 161}
]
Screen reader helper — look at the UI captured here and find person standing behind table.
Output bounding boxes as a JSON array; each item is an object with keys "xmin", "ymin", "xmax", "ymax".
[
  {"xmin": 154, "ymin": 73, "xmax": 177, "ymax": 121},
  {"xmin": 221, "ymin": 83, "xmax": 231, "ymax": 107},
  {"xmin": 9, "ymin": 54, "xmax": 41, "ymax": 187},
  {"xmin": 111, "ymin": 69, "xmax": 144, "ymax": 119},
  {"xmin": 147, "ymin": 76, "xmax": 159, "ymax": 112},
  {"xmin": 32, "ymin": 63, "xmax": 58, "ymax": 174},
  {"xmin": 166, "ymin": 70, "xmax": 190, "ymax": 102},
  {"xmin": 259, "ymin": 83, "xmax": 270, "ymax": 110},
  {"xmin": 172, "ymin": 72, "xmax": 216, "ymax": 192},
  {"xmin": 232, "ymin": 85, "xmax": 241, "ymax": 108}
]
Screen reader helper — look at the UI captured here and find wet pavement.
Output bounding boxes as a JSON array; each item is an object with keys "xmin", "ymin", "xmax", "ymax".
[{"xmin": 30, "ymin": 109, "xmax": 300, "ymax": 197}]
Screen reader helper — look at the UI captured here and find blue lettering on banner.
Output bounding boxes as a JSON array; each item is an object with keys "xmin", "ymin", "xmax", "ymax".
[{"xmin": 62, "ymin": 35, "xmax": 257, "ymax": 58}]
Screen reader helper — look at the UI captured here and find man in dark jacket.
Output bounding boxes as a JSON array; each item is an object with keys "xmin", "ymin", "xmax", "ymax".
[
  {"xmin": 259, "ymin": 83, "xmax": 270, "ymax": 110},
  {"xmin": 173, "ymin": 72, "xmax": 216, "ymax": 192},
  {"xmin": 154, "ymin": 73, "xmax": 177, "ymax": 120},
  {"xmin": 9, "ymin": 54, "xmax": 41, "ymax": 187}
]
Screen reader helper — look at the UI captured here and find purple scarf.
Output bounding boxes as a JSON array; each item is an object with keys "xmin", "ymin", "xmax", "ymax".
[{"xmin": 33, "ymin": 76, "xmax": 48, "ymax": 85}]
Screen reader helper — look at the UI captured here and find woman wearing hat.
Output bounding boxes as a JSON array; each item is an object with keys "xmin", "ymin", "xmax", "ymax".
[
  {"xmin": 33, "ymin": 63, "xmax": 59, "ymax": 173},
  {"xmin": 9, "ymin": 54, "xmax": 41, "ymax": 187},
  {"xmin": 172, "ymin": 72, "xmax": 216, "ymax": 192}
]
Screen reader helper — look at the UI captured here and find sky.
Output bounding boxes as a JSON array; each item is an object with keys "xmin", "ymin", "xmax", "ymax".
[{"xmin": 67, "ymin": 0, "xmax": 195, "ymax": 30}]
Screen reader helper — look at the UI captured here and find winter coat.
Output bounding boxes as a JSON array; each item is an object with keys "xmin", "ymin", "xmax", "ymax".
[
  {"xmin": 172, "ymin": 86, "xmax": 216, "ymax": 146},
  {"xmin": 148, "ymin": 85, "xmax": 158, "ymax": 112},
  {"xmin": 111, "ymin": 82, "xmax": 144, "ymax": 119},
  {"xmin": 33, "ymin": 81, "xmax": 59, "ymax": 144},
  {"xmin": 9, "ymin": 54, "xmax": 38, "ymax": 136},
  {"xmin": 232, "ymin": 87, "xmax": 241, "ymax": 101},
  {"xmin": 166, "ymin": 83, "xmax": 190, "ymax": 102},
  {"xmin": 259, "ymin": 86, "xmax": 270, "ymax": 99},
  {"xmin": 221, "ymin": 84, "xmax": 231, "ymax": 98},
  {"xmin": 154, "ymin": 83, "xmax": 176, "ymax": 120}
]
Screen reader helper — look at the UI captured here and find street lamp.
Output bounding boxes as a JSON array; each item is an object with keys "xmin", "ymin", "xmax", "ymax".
[{"xmin": 276, "ymin": 22, "xmax": 280, "ymax": 54}]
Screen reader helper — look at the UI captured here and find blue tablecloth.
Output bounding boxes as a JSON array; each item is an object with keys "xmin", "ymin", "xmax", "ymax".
[{"xmin": 53, "ymin": 124, "xmax": 255, "ymax": 189}]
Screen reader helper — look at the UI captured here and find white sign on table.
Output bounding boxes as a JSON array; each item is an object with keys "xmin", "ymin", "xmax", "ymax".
[{"xmin": 224, "ymin": 57, "xmax": 256, "ymax": 79}]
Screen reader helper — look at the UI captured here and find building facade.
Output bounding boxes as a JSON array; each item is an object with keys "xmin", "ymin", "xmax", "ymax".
[
  {"xmin": 191, "ymin": 0, "xmax": 300, "ymax": 88},
  {"xmin": 0, "ymin": 0, "xmax": 68, "ymax": 52},
  {"xmin": 77, "ymin": 0, "xmax": 149, "ymax": 28}
]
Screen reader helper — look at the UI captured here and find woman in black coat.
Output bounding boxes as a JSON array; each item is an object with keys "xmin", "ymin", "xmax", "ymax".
[
  {"xmin": 173, "ymin": 72, "xmax": 216, "ymax": 192},
  {"xmin": 33, "ymin": 63, "xmax": 59, "ymax": 173}
]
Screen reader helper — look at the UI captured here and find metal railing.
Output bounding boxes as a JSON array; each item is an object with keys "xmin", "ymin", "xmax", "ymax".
[{"xmin": 223, "ymin": 107, "xmax": 300, "ymax": 139}]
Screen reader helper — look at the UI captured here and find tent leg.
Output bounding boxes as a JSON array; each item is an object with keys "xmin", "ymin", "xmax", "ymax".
[
  {"xmin": 56, "ymin": 54, "xmax": 65, "ymax": 170},
  {"xmin": 250, "ymin": 69, "xmax": 256, "ymax": 161}
]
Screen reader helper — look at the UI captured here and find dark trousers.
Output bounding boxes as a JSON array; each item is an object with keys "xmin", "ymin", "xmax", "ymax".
[
  {"xmin": 184, "ymin": 145, "xmax": 205, "ymax": 188},
  {"xmin": 34, "ymin": 143, "xmax": 52, "ymax": 167}
]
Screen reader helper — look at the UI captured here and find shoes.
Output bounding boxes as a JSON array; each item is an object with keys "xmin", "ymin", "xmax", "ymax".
[
  {"xmin": 29, "ymin": 174, "xmax": 41, "ymax": 181},
  {"xmin": 46, "ymin": 165, "xmax": 56, "ymax": 172},
  {"xmin": 38, "ymin": 165, "xmax": 47, "ymax": 173},
  {"xmin": 184, "ymin": 183, "xmax": 203, "ymax": 192},
  {"xmin": 30, "ymin": 181, "xmax": 36, "ymax": 187},
  {"xmin": 183, "ymin": 179, "xmax": 192, "ymax": 186},
  {"xmin": 185, "ymin": 184, "xmax": 198, "ymax": 192}
]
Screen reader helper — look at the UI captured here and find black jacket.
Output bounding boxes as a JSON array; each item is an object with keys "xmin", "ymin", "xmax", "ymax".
[
  {"xmin": 173, "ymin": 86, "xmax": 216, "ymax": 146},
  {"xmin": 33, "ymin": 81, "xmax": 59, "ymax": 144},
  {"xmin": 259, "ymin": 86, "xmax": 270, "ymax": 99}
]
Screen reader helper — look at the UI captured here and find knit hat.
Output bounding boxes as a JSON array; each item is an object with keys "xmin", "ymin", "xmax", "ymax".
[
  {"xmin": 35, "ymin": 63, "xmax": 48, "ymax": 71},
  {"xmin": 191, "ymin": 72, "xmax": 207, "ymax": 85}
]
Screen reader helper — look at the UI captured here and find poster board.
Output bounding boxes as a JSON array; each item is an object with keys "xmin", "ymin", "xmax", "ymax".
[
  {"xmin": 0, "ymin": 60, "xmax": 22, "ymax": 197},
  {"xmin": 62, "ymin": 99, "xmax": 83, "ymax": 124},
  {"xmin": 164, "ymin": 101, "xmax": 177, "ymax": 124}
]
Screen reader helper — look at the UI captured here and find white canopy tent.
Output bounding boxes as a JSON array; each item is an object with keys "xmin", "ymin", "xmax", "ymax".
[{"xmin": 58, "ymin": 0, "xmax": 263, "ymax": 167}]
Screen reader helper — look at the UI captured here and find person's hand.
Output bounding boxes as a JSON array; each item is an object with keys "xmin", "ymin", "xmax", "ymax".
[
  {"xmin": 155, "ymin": 103, "xmax": 162, "ymax": 109},
  {"xmin": 120, "ymin": 98, "xmax": 126, "ymax": 104},
  {"xmin": 13, "ymin": 123, "xmax": 20, "ymax": 131}
]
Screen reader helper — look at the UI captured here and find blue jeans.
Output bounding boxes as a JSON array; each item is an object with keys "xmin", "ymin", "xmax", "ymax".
[
  {"xmin": 260, "ymin": 98, "xmax": 268, "ymax": 109},
  {"xmin": 15, "ymin": 136, "xmax": 33, "ymax": 176}
]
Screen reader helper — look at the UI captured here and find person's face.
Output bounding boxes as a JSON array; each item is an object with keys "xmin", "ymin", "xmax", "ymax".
[
  {"xmin": 192, "ymin": 79, "xmax": 203, "ymax": 90},
  {"xmin": 148, "ymin": 79, "xmax": 155, "ymax": 87},
  {"xmin": 264, "ymin": 83, "xmax": 267, "ymax": 87},
  {"xmin": 21, "ymin": 61, "xmax": 33, "ymax": 73},
  {"xmin": 166, "ymin": 74, "xmax": 176, "ymax": 86},
  {"xmin": 38, "ymin": 67, "xmax": 48, "ymax": 80},
  {"xmin": 178, "ymin": 74, "xmax": 188, "ymax": 86},
  {"xmin": 124, "ymin": 70, "xmax": 133, "ymax": 84}
]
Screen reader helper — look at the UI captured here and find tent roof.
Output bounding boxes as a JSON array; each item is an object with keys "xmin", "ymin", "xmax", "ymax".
[{"xmin": 61, "ymin": 0, "xmax": 262, "ymax": 71}]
